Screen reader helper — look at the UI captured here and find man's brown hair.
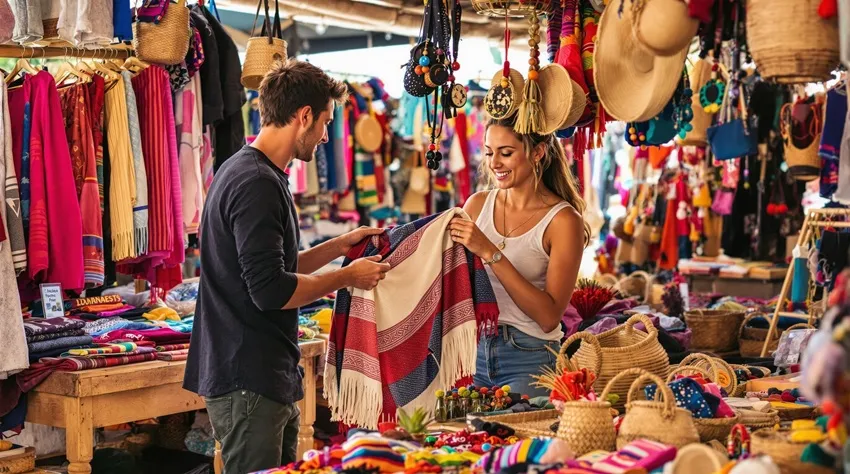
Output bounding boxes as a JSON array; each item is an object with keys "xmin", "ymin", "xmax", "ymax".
[{"xmin": 258, "ymin": 59, "xmax": 349, "ymax": 128}]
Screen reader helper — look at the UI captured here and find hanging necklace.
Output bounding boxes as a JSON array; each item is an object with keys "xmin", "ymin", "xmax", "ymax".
[{"xmin": 498, "ymin": 190, "xmax": 545, "ymax": 250}]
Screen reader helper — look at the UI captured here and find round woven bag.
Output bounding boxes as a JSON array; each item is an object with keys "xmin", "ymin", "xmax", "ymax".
[
  {"xmin": 747, "ymin": 0, "xmax": 840, "ymax": 84},
  {"xmin": 612, "ymin": 368, "xmax": 700, "ymax": 449},
  {"xmin": 573, "ymin": 314, "xmax": 670, "ymax": 411},
  {"xmin": 554, "ymin": 331, "xmax": 616, "ymax": 456},
  {"xmin": 132, "ymin": 0, "xmax": 191, "ymax": 66}
]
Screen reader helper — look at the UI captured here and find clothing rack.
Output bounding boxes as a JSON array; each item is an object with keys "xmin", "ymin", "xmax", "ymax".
[
  {"xmin": 760, "ymin": 207, "xmax": 850, "ymax": 356},
  {"xmin": 0, "ymin": 43, "xmax": 134, "ymax": 59}
]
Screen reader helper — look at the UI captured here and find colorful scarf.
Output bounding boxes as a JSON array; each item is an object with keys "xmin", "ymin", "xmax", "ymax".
[
  {"xmin": 18, "ymin": 352, "xmax": 158, "ymax": 391},
  {"xmin": 156, "ymin": 343, "xmax": 190, "ymax": 352},
  {"xmin": 23, "ymin": 316, "xmax": 85, "ymax": 336},
  {"xmin": 122, "ymin": 71, "xmax": 149, "ymax": 257},
  {"xmin": 65, "ymin": 341, "xmax": 138, "ymax": 356},
  {"xmin": 325, "ymin": 209, "xmax": 498, "ymax": 429},
  {"xmin": 104, "ymin": 77, "xmax": 137, "ymax": 261},
  {"xmin": 156, "ymin": 349, "xmax": 188, "ymax": 361}
]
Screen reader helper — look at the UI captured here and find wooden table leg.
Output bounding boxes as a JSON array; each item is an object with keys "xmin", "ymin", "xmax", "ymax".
[
  {"xmin": 297, "ymin": 356, "xmax": 317, "ymax": 460},
  {"xmin": 65, "ymin": 397, "xmax": 94, "ymax": 474}
]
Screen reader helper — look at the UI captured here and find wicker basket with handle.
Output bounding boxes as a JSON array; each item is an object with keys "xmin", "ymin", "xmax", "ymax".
[
  {"xmin": 613, "ymin": 368, "xmax": 699, "ymax": 449},
  {"xmin": 751, "ymin": 429, "xmax": 836, "ymax": 474},
  {"xmin": 132, "ymin": 0, "xmax": 191, "ymax": 66},
  {"xmin": 746, "ymin": 0, "xmax": 839, "ymax": 84},
  {"xmin": 241, "ymin": 0, "xmax": 288, "ymax": 90},
  {"xmin": 739, "ymin": 312, "xmax": 812, "ymax": 357},
  {"xmin": 553, "ymin": 331, "xmax": 616, "ymax": 456},
  {"xmin": 684, "ymin": 309, "xmax": 745, "ymax": 352},
  {"xmin": 665, "ymin": 365, "xmax": 740, "ymax": 442},
  {"xmin": 676, "ymin": 353, "xmax": 738, "ymax": 397}
]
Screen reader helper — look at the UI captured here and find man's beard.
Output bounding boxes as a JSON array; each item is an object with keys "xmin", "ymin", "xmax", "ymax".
[{"xmin": 294, "ymin": 125, "xmax": 319, "ymax": 162}]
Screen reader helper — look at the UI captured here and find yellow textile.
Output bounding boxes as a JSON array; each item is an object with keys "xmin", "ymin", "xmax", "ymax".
[
  {"xmin": 104, "ymin": 80, "xmax": 136, "ymax": 261},
  {"xmin": 311, "ymin": 308, "xmax": 332, "ymax": 334},
  {"xmin": 143, "ymin": 306, "xmax": 181, "ymax": 321}
]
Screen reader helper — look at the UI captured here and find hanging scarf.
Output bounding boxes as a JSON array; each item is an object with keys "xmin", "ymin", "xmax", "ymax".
[
  {"xmin": 87, "ymin": 74, "xmax": 105, "ymax": 213},
  {"xmin": 122, "ymin": 71, "xmax": 149, "ymax": 256},
  {"xmin": 104, "ymin": 78, "xmax": 136, "ymax": 261},
  {"xmin": 176, "ymin": 75, "xmax": 204, "ymax": 235},
  {"xmin": 325, "ymin": 209, "xmax": 499, "ymax": 429},
  {"xmin": 1, "ymin": 76, "xmax": 25, "ymax": 276}
]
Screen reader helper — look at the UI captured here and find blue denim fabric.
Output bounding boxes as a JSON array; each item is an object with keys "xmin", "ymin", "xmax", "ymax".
[{"xmin": 474, "ymin": 325, "xmax": 558, "ymax": 398}]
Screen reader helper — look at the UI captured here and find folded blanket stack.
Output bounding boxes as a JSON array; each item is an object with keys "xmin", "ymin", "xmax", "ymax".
[
  {"xmin": 156, "ymin": 349, "xmax": 189, "ymax": 361},
  {"xmin": 23, "ymin": 317, "xmax": 93, "ymax": 362},
  {"xmin": 325, "ymin": 209, "xmax": 498, "ymax": 429}
]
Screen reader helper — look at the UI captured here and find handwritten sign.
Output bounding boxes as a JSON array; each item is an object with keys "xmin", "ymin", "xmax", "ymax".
[{"xmin": 39, "ymin": 283, "xmax": 64, "ymax": 318}]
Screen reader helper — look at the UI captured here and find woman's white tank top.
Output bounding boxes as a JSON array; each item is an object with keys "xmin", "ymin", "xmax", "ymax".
[{"xmin": 475, "ymin": 190, "xmax": 571, "ymax": 341}]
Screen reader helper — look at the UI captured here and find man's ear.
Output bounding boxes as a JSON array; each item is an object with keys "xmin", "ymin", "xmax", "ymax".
[{"xmin": 298, "ymin": 105, "xmax": 312, "ymax": 127}]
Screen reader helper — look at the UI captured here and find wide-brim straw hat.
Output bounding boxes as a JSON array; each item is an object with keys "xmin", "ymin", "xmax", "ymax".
[
  {"xmin": 594, "ymin": 2, "xmax": 688, "ymax": 122},
  {"xmin": 537, "ymin": 64, "xmax": 587, "ymax": 134},
  {"xmin": 630, "ymin": 0, "xmax": 699, "ymax": 57},
  {"xmin": 485, "ymin": 68, "xmax": 526, "ymax": 119}
]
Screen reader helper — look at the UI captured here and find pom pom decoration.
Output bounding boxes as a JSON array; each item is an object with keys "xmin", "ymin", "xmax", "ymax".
[
  {"xmin": 568, "ymin": 278, "xmax": 620, "ymax": 320},
  {"xmin": 514, "ymin": 9, "xmax": 544, "ymax": 134}
]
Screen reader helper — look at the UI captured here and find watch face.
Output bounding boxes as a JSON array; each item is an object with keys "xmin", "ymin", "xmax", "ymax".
[{"xmin": 451, "ymin": 84, "xmax": 468, "ymax": 108}]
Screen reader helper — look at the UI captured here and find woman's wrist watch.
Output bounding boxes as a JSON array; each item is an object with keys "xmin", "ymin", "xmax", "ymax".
[{"xmin": 482, "ymin": 250, "xmax": 503, "ymax": 266}]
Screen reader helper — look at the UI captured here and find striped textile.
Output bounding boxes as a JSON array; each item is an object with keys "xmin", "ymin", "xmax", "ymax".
[
  {"xmin": 324, "ymin": 209, "xmax": 499, "ymax": 429},
  {"xmin": 156, "ymin": 349, "xmax": 188, "ymax": 361},
  {"xmin": 65, "ymin": 341, "xmax": 137, "ymax": 356},
  {"xmin": 104, "ymin": 77, "xmax": 136, "ymax": 261},
  {"xmin": 156, "ymin": 343, "xmax": 190, "ymax": 352},
  {"xmin": 61, "ymin": 346, "xmax": 156, "ymax": 358}
]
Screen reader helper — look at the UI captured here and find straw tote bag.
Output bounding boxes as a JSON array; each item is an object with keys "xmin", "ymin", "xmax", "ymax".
[
  {"xmin": 781, "ymin": 99, "xmax": 823, "ymax": 182},
  {"xmin": 573, "ymin": 314, "xmax": 670, "ymax": 410},
  {"xmin": 609, "ymin": 368, "xmax": 699, "ymax": 449},
  {"xmin": 133, "ymin": 0, "xmax": 191, "ymax": 65},
  {"xmin": 241, "ymin": 0, "xmax": 288, "ymax": 90}
]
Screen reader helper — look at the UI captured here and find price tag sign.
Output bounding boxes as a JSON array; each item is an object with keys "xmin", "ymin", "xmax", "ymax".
[{"xmin": 39, "ymin": 283, "xmax": 64, "ymax": 318}]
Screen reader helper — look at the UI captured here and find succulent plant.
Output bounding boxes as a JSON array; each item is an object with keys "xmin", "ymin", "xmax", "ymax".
[{"xmin": 396, "ymin": 407, "xmax": 433, "ymax": 437}]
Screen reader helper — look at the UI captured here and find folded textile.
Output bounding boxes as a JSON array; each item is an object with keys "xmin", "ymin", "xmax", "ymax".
[
  {"xmin": 27, "ymin": 335, "xmax": 94, "ymax": 354},
  {"xmin": 325, "ymin": 209, "xmax": 498, "ymax": 429},
  {"xmin": 156, "ymin": 343, "xmax": 191, "ymax": 352},
  {"xmin": 74, "ymin": 303, "xmax": 127, "ymax": 313},
  {"xmin": 26, "ymin": 328, "xmax": 85, "ymax": 343},
  {"xmin": 29, "ymin": 295, "xmax": 123, "ymax": 317},
  {"xmin": 82, "ymin": 317, "xmax": 156, "ymax": 336},
  {"xmin": 28, "ymin": 344, "xmax": 99, "ymax": 362},
  {"xmin": 23, "ymin": 317, "xmax": 85, "ymax": 336},
  {"xmin": 93, "ymin": 327, "xmax": 190, "ymax": 344},
  {"xmin": 61, "ymin": 346, "xmax": 157, "ymax": 358},
  {"xmin": 156, "ymin": 349, "xmax": 188, "ymax": 361},
  {"xmin": 18, "ymin": 352, "xmax": 158, "ymax": 391},
  {"xmin": 163, "ymin": 316, "xmax": 193, "ymax": 333},
  {"xmin": 143, "ymin": 306, "xmax": 181, "ymax": 321},
  {"xmin": 65, "ymin": 342, "xmax": 138, "ymax": 356}
]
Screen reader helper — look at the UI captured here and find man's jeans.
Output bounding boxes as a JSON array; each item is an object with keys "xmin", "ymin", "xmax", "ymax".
[{"xmin": 205, "ymin": 389, "xmax": 300, "ymax": 473}]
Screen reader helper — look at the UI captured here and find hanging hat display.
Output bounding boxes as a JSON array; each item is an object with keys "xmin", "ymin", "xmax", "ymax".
[
  {"xmin": 485, "ymin": 68, "xmax": 525, "ymax": 119},
  {"xmin": 629, "ymin": 0, "xmax": 699, "ymax": 57},
  {"xmin": 593, "ymin": 0, "xmax": 689, "ymax": 122},
  {"xmin": 470, "ymin": 0, "xmax": 549, "ymax": 17},
  {"xmin": 537, "ymin": 64, "xmax": 587, "ymax": 134},
  {"xmin": 556, "ymin": 0, "xmax": 594, "ymax": 127}
]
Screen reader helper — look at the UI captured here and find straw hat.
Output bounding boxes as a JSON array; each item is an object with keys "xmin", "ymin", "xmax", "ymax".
[
  {"xmin": 594, "ymin": 1, "xmax": 688, "ymax": 122},
  {"xmin": 485, "ymin": 68, "xmax": 525, "ymax": 120},
  {"xmin": 537, "ymin": 64, "xmax": 587, "ymax": 134},
  {"xmin": 354, "ymin": 114, "xmax": 383, "ymax": 153},
  {"xmin": 630, "ymin": 0, "xmax": 699, "ymax": 57}
]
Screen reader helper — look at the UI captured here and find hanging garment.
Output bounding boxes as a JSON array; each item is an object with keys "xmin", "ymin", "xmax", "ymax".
[
  {"xmin": 104, "ymin": 77, "xmax": 137, "ymax": 262},
  {"xmin": 175, "ymin": 75, "xmax": 203, "ymax": 235},
  {"xmin": 157, "ymin": 66, "xmax": 185, "ymax": 292},
  {"xmin": 11, "ymin": 0, "xmax": 43, "ymax": 43},
  {"xmin": 25, "ymin": 71, "xmax": 85, "ymax": 291},
  {"xmin": 9, "ymin": 78, "xmax": 33, "ymax": 272},
  {"xmin": 325, "ymin": 209, "xmax": 499, "ymax": 429},
  {"xmin": 1, "ymin": 78, "xmax": 25, "ymax": 277},
  {"xmin": 200, "ymin": 125, "xmax": 213, "ymax": 197},
  {"xmin": 305, "ymin": 157, "xmax": 319, "ymax": 197},
  {"xmin": 87, "ymin": 75, "xmax": 105, "ymax": 214},
  {"xmin": 819, "ymin": 86, "xmax": 848, "ymax": 161},
  {"xmin": 0, "ymin": 0, "xmax": 14, "ymax": 43},
  {"xmin": 122, "ymin": 71, "xmax": 148, "ymax": 257},
  {"xmin": 0, "ymin": 73, "xmax": 27, "ymax": 380},
  {"xmin": 112, "ymin": 0, "xmax": 130, "ymax": 41},
  {"xmin": 59, "ymin": 84, "xmax": 104, "ymax": 288},
  {"xmin": 57, "ymin": 0, "xmax": 113, "ymax": 47},
  {"xmin": 332, "ymin": 105, "xmax": 349, "ymax": 192}
]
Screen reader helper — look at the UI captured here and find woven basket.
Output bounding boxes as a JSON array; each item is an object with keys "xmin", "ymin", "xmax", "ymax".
[
  {"xmin": 573, "ymin": 314, "xmax": 670, "ymax": 410},
  {"xmin": 738, "ymin": 408, "xmax": 780, "ymax": 430},
  {"xmin": 784, "ymin": 121, "xmax": 822, "ymax": 182},
  {"xmin": 554, "ymin": 332, "xmax": 616, "ymax": 456},
  {"xmin": 751, "ymin": 429, "xmax": 836, "ymax": 474},
  {"xmin": 132, "ymin": 0, "xmax": 191, "ymax": 66},
  {"xmin": 613, "ymin": 368, "xmax": 700, "ymax": 449},
  {"xmin": 746, "ymin": 0, "xmax": 839, "ymax": 84},
  {"xmin": 242, "ymin": 37, "xmax": 288, "ymax": 90},
  {"xmin": 0, "ymin": 447, "xmax": 35, "ymax": 474},
  {"xmin": 666, "ymin": 365, "xmax": 740, "ymax": 442},
  {"xmin": 470, "ymin": 0, "xmax": 549, "ymax": 17},
  {"xmin": 684, "ymin": 309, "xmax": 745, "ymax": 352},
  {"xmin": 677, "ymin": 353, "xmax": 738, "ymax": 397},
  {"xmin": 466, "ymin": 409, "xmax": 561, "ymax": 438},
  {"xmin": 595, "ymin": 273, "xmax": 619, "ymax": 288},
  {"xmin": 615, "ymin": 270, "xmax": 652, "ymax": 301},
  {"xmin": 739, "ymin": 313, "xmax": 812, "ymax": 357}
]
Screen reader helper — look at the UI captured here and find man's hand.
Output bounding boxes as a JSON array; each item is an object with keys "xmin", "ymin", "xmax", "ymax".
[
  {"xmin": 335, "ymin": 226, "xmax": 384, "ymax": 258},
  {"xmin": 344, "ymin": 255, "xmax": 391, "ymax": 290}
]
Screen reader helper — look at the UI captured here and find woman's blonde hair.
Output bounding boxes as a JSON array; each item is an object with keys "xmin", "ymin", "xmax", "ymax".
[{"xmin": 483, "ymin": 117, "xmax": 591, "ymax": 246}]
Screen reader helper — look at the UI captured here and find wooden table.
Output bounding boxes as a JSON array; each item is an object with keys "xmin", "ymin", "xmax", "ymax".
[{"xmin": 26, "ymin": 339, "xmax": 327, "ymax": 474}]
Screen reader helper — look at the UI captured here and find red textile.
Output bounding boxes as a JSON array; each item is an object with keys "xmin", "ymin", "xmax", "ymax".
[
  {"xmin": 17, "ymin": 352, "xmax": 157, "ymax": 392},
  {"xmin": 454, "ymin": 111, "xmax": 472, "ymax": 205},
  {"xmin": 87, "ymin": 75, "xmax": 106, "ymax": 212},
  {"xmin": 93, "ymin": 327, "xmax": 189, "ymax": 344}
]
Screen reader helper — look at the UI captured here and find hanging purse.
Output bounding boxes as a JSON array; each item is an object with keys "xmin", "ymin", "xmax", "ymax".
[
  {"xmin": 707, "ymin": 83, "xmax": 758, "ymax": 161},
  {"xmin": 400, "ymin": 151, "xmax": 430, "ymax": 215},
  {"xmin": 711, "ymin": 188, "xmax": 735, "ymax": 216},
  {"xmin": 241, "ymin": 0, "xmax": 288, "ymax": 90},
  {"xmin": 133, "ymin": 0, "xmax": 191, "ymax": 66},
  {"xmin": 692, "ymin": 183, "xmax": 712, "ymax": 208},
  {"xmin": 781, "ymin": 98, "xmax": 823, "ymax": 182}
]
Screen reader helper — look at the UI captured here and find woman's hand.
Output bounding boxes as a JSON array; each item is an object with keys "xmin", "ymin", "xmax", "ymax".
[{"xmin": 449, "ymin": 216, "xmax": 499, "ymax": 261}]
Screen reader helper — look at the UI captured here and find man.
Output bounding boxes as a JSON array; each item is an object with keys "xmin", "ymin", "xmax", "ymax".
[{"xmin": 184, "ymin": 59, "xmax": 391, "ymax": 474}]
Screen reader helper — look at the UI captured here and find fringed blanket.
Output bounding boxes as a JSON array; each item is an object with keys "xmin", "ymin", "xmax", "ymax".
[{"xmin": 324, "ymin": 209, "xmax": 499, "ymax": 429}]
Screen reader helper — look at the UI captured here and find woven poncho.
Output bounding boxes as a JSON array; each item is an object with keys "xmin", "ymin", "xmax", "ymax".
[{"xmin": 325, "ymin": 209, "xmax": 499, "ymax": 429}]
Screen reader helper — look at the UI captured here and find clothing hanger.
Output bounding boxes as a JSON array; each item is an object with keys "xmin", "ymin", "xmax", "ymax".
[
  {"xmin": 122, "ymin": 54, "xmax": 149, "ymax": 74},
  {"xmin": 5, "ymin": 46, "xmax": 39, "ymax": 85},
  {"xmin": 55, "ymin": 47, "xmax": 92, "ymax": 86}
]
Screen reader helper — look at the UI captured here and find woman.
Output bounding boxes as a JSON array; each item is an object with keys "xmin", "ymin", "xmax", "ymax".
[{"xmin": 448, "ymin": 116, "xmax": 589, "ymax": 397}]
